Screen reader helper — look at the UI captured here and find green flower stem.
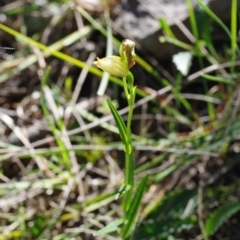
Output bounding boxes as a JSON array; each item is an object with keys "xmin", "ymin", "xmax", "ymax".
[
  {"xmin": 123, "ymin": 74, "xmax": 134, "ymax": 142},
  {"xmin": 122, "ymin": 72, "xmax": 136, "ymax": 212},
  {"xmin": 123, "ymin": 149, "xmax": 134, "ymax": 212},
  {"xmin": 127, "ymin": 103, "xmax": 133, "ymax": 135},
  {"xmin": 123, "ymin": 72, "xmax": 136, "ymax": 135},
  {"xmin": 123, "ymin": 77, "xmax": 130, "ymax": 103}
]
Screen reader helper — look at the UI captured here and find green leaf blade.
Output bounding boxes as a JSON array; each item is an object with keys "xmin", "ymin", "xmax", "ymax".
[
  {"xmin": 107, "ymin": 99, "xmax": 132, "ymax": 154},
  {"xmin": 205, "ymin": 201, "xmax": 240, "ymax": 236},
  {"xmin": 121, "ymin": 174, "xmax": 148, "ymax": 238}
]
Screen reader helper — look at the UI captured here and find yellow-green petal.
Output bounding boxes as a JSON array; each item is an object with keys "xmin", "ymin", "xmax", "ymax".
[{"xmin": 93, "ymin": 56, "xmax": 129, "ymax": 78}]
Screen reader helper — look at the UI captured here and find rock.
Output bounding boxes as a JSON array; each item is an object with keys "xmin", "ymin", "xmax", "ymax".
[{"xmin": 114, "ymin": 0, "xmax": 240, "ymax": 60}]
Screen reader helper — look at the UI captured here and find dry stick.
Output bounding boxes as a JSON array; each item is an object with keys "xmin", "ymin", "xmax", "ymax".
[
  {"xmin": 71, "ymin": 6, "xmax": 90, "ymax": 105},
  {"xmin": 22, "ymin": 85, "xmax": 173, "ymax": 149},
  {"xmin": 0, "ymin": 144, "xmax": 220, "ymax": 159},
  {"xmin": 159, "ymin": 2, "xmax": 195, "ymax": 42},
  {"xmin": 36, "ymin": 178, "xmax": 74, "ymax": 240},
  {"xmin": 179, "ymin": 93, "xmax": 221, "ymax": 104},
  {"xmin": 43, "ymin": 84, "xmax": 86, "ymax": 205},
  {"xmin": 41, "ymin": 3, "xmax": 70, "ymax": 44},
  {"xmin": 0, "ymin": 112, "xmax": 53, "ymax": 177},
  {"xmin": 1, "ymin": 84, "xmax": 221, "ymax": 159},
  {"xmin": 160, "ymin": 2, "xmax": 227, "ymax": 75},
  {"xmin": 187, "ymin": 60, "xmax": 240, "ymax": 83},
  {"xmin": 0, "ymin": 0, "xmax": 24, "ymax": 12},
  {"xmin": 105, "ymin": 152, "xmax": 123, "ymax": 186},
  {"xmin": 0, "ymin": 47, "xmax": 15, "ymax": 50},
  {"xmin": 0, "ymin": 188, "xmax": 43, "ymax": 209},
  {"xmin": 63, "ymin": 53, "xmax": 97, "ymax": 226},
  {"xmin": 0, "ymin": 107, "xmax": 17, "ymax": 116},
  {"xmin": 198, "ymin": 183, "xmax": 207, "ymax": 240},
  {"xmin": 32, "ymin": 45, "xmax": 47, "ymax": 70},
  {"xmin": 64, "ymin": 52, "xmax": 96, "ymax": 126},
  {"xmin": 3, "ymin": 221, "xmax": 19, "ymax": 236},
  {"xmin": 74, "ymin": 7, "xmax": 85, "ymax": 35},
  {"xmin": 0, "ymin": 86, "xmax": 222, "ymax": 160}
]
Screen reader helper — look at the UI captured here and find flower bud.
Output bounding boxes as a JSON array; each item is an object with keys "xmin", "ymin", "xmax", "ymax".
[
  {"xmin": 93, "ymin": 56, "xmax": 129, "ymax": 78},
  {"xmin": 119, "ymin": 39, "xmax": 135, "ymax": 69}
]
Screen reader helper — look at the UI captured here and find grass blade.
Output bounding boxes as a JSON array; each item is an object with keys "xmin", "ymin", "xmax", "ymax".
[
  {"xmin": 205, "ymin": 201, "xmax": 240, "ymax": 236},
  {"xmin": 41, "ymin": 67, "xmax": 71, "ymax": 169},
  {"xmin": 230, "ymin": 0, "xmax": 238, "ymax": 71},
  {"xmin": 160, "ymin": 36, "xmax": 194, "ymax": 51},
  {"xmin": 121, "ymin": 174, "xmax": 148, "ymax": 238},
  {"xmin": 195, "ymin": 0, "xmax": 231, "ymax": 39},
  {"xmin": 159, "ymin": 18, "xmax": 176, "ymax": 38},
  {"xmin": 186, "ymin": 0, "xmax": 199, "ymax": 40},
  {"xmin": 94, "ymin": 218, "xmax": 123, "ymax": 236},
  {"xmin": 0, "ymin": 23, "xmax": 124, "ymax": 87},
  {"xmin": 97, "ymin": 5, "xmax": 112, "ymax": 96},
  {"xmin": 201, "ymin": 74, "xmax": 237, "ymax": 86}
]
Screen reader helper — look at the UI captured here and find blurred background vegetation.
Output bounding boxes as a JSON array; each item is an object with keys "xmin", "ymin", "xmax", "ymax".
[{"xmin": 0, "ymin": 0, "xmax": 240, "ymax": 239}]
